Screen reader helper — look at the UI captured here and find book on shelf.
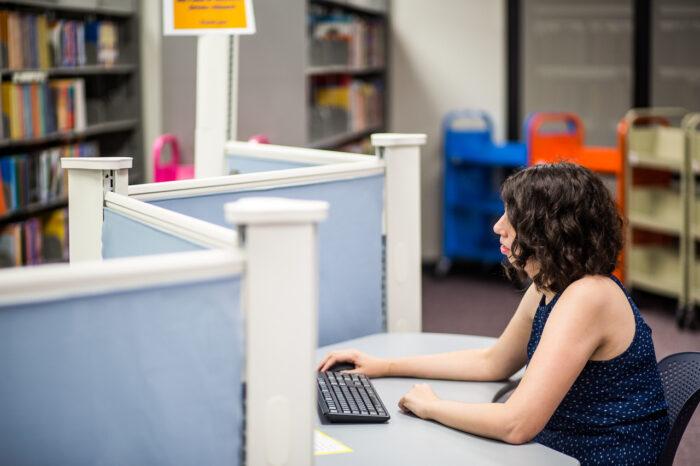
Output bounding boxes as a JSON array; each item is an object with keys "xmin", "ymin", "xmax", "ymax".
[
  {"xmin": 0, "ymin": 162, "xmax": 6, "ymax": 214},
  {"xmin": 1, "ymin": 77, "xmax": 86, "ymax": 140},
  {"xmin": 42, "ymin": 207, "xmax": 68, "ymax": 263},
  {"xmin": 98, "ymin": 21, "xmax": 118, "ymax": 67},
  {"xmin": 311, "ymin": 76, "xmax": 384, "ymax": 138},
  {"xmin": 0, "ymin": 79, "xmax": 7, "ymax": 139},
  {"xmin": 0, "ymin": 207, "xmax": 68, "ymax": 267},
  {"xmin": 0, "ymin": 141, "xmax": 98, "ymax": 215},
  {"xmin": 51, "ymin": 78, "xmax": 86, "ymax": 131},
  {"xmin": 0, "ymin": 155, "xmax": 18, "ymax": 211},
  {"xmin": 0, "ymin": 222, "xmax": 21, "ymax": 266},
  {"xmin": 37, "ymin": 14, "xmax": 49, "ymax": 69},
  {"xmin": 309, "ymin": 13, "xmax": 385, "ymax": 68},
  {"xmin": 7, "ymin": 11, "xmax": 19, "ymax": 69},
  {"xmin": 0, "ymin": 10, "xmax": 8, "ymax": 69},
  {"xmin": 84, "ymin": 21, "xmax": 119, "ymax": 67},
  {"xmin": 0, "ymin": 8, "xmax": 120, "ymax": 70}
]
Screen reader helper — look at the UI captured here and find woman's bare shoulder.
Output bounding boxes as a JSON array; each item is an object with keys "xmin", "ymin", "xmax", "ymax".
[
  {"xmin": 553, "ymin": 275, "xmax": 620, "ymax": 320},
  {"xmin": 565, "ymin": 275, "xmax": 618, "ymax": 298}
]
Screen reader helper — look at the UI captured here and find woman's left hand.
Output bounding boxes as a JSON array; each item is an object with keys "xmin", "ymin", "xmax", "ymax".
[{"xmin": 398, "ymin": 383, "xmax": 441, "ymax": 419}]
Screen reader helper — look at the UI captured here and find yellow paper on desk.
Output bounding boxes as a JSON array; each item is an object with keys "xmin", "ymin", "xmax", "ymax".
[{"xmin": 314, "ymin": 430, "xmax": 352, "ymax": 455}]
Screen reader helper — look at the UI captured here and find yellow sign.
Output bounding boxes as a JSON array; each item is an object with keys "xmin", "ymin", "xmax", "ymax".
[{"xmin": 164, "ymin": 0, "xmax": 256, "ymax": 35}]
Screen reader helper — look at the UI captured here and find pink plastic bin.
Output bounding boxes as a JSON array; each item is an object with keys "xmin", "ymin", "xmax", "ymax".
[{"xmin": 153, "ymin": 134, "xmax": 194, "ymax": 182}]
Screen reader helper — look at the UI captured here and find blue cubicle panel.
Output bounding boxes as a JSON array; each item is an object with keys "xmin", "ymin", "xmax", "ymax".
[
  {"xmin": 0, "ymin": 276, "xmax": 244, "ymax": 465},
  {"xmin": 102, "ymin": 208, "xmax": 207, "ymax": 258},
  {"xmin": 148, "ymin": 175, "xmax": 384, "ymax": 346},
  {"xmin": 226, "ymin": 154, "xmax": 312, "ymax": 174}
]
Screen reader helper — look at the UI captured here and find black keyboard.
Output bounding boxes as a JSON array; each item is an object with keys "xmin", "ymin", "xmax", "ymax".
[{"xmin": 317, "ymin": 371, "xmax": 390, "ymax": 423}]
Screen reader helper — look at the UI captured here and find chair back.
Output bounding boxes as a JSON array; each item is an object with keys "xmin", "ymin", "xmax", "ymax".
[{"xmin": 657, "ymin": 351, "xmax": 700, "ymax": 466}]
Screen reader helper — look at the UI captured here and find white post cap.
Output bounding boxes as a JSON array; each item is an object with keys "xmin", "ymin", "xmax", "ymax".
[
  {"xmin": 61, "ymin": 157, "xmax": 133, "ymax": 170},
  {"xmin": 371, "ymin": 133, "xmax": 427, "ymax": 147},
  {"xmin": 225, "ymin": 197, "xmax": 329, "ymax": 225}
]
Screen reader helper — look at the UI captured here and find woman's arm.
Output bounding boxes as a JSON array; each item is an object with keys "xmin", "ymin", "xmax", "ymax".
[
  {"xmin": 318, "ymin": 282, "xmax": 542, "ymax": 382},
  {"xmin": 398, "ymin": 279, "xmax": 608, "ymax": 444}
]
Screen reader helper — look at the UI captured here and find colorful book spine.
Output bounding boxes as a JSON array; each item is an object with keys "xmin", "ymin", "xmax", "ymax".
[
  {"xmin": 30, "ymin": 84, "xmax": 40, "ymax": 138},
  {"xmin": 22, "ymin": 84, "xmax": 31, "ymax": 138},
  {"xmin": 0, "ymin": 158, "xmax": 13, "ymax": 211},
  {"xmin": 37, "ymin": 14, "xmax": 49, "ymax": 69},
  {"xmin": 43, "ymin": 82, "xmax": 55, "ymax": 134},
  {"xmin": 0, "ymin": 141, "xmax": 98, "ymax": 217},
  {"xmin": 1, "ymin": 83, "xmax": 12, "ymax": 138},
  {"xmin": 0, "ymin": 162, "xmax": 5, "ymax": 215},
  {"xmin": 0, "ymin": 10, "xmax": 9, "ymax": 69},
  {"xmin": 0, "ymin": 207, "xmax": 68, "ymax": 267},
  {"xmin": 7, "ymin": 11, "xmax": 20, "ymax": 69}
]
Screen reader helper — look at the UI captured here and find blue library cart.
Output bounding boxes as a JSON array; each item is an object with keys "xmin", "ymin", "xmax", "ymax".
[{"xmin": 437, "ymin": 110, "xmax": 526, "ymax": 275}]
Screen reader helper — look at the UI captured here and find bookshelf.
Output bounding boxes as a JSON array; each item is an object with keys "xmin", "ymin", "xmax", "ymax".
[
  {"xmin": 0, "ymin": 0, "xmax": 142, "ymax": 267},
  {"xmin": 622, "ymin": 109, "xmax": 689, "ymax": 325},
  {"xmin": 306, "ymin": 0, "xmax": 388, "ymax": 154},
  {"xmin": 232, "ymin": 0, "xmax": 388, "ymax": 154}
]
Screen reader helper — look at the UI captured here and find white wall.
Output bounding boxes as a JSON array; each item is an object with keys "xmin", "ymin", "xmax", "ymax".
[{"xmin": 389, "ymin": 0, "xmax": 506, "ymax": 261}]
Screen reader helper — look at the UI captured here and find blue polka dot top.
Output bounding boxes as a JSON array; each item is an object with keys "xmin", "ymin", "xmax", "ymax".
[{"xmin": 527, "ymin": 275, "xmax": 670, "ymax": 465}]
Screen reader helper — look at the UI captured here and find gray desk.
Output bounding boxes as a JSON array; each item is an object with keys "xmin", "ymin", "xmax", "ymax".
[{"xmin": 315, "ymin": 333, "xmax": 579, "ymax": 465}]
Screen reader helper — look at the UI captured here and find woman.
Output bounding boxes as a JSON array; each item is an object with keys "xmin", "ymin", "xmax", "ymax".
[{"xmin": 318, "ymin": 163, "xmax": 670, "ymax": 465}]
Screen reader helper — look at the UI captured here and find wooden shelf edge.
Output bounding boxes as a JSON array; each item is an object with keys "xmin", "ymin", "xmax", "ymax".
[
  {"xmin": 1, "ymin": 65, "xmax": 137, "ymax": 77},
  {"xmin": 6, "ymin": 1, "xmax": 135, "ymax": 17},
  {"xmin": 0, "ymin": 197, "xmax": 67, "ymax": 224},
  {"xmin": 0, "ymin": 119, "xmax": 138, "ymax": 149}
]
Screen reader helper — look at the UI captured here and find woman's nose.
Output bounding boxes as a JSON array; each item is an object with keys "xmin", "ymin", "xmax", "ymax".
[{"xmin": 493, "ymin": 214, "xmax": 506, "ymax": 235}]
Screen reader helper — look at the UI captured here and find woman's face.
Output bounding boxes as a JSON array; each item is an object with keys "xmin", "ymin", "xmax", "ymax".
[
  {"xmin": 493, "ymin": 210, "xmax": 539, "ymax": 277},
  {"xmin": 493, "ymin": 212, "xmax": 516, "ymax": 262}
]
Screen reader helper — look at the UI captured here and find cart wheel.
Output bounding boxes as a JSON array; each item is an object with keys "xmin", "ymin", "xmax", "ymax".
[
  {"xmin": 434, "ymin": 257, "xmax": 452, "ymax": 278},
  {"xmin": 675, "ymin": 304, "xmax": 687, "ymax": 328}
]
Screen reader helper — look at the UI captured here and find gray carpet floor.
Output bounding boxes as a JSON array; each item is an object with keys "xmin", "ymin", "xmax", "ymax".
[{"xmin": 421, "ymin": 265, "xmax": 699, "ymax": 466}]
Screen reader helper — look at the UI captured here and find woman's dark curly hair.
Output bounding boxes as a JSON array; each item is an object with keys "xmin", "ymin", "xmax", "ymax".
[{"xmin": 500, "ymin": 163, "xmax": 623, "ymax": 293}]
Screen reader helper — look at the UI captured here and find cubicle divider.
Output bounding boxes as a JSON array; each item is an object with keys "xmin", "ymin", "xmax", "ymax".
[
  {"xmin": 0, "ymin": 251, "xmax": 245, "ymax": 465},
  {"xmin": 125, "ymin": 133, "xmax": 426, "ymax": 345},
  {"xmin": 102, "ymin": 190, "xmax": 236, "ymax": 258},
  {"xmin": 225, "ymin": 140, "xmax": 370, "ymax": 174},
  {"xmin": 0, "ymin": 172, "xmax": 329, "ymax": 466}
]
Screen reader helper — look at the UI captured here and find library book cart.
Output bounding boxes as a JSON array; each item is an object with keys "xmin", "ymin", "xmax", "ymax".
[
  {"xmin": 683, "ymin": 112, "xmax": 700, "ymax": 327},
  {"xmin": 436, "ymin": 109, "xmax": 526, "ymax": 276},
  {"xmin": 525, "ymin": 112, "xmax": 624, "ymax": 280},
  {"xmin": 620, "ymin": 108, "xmax": 690, "ymax": 327},
  {"xmin": 0, "ymin": 0, "xmax": 142, "ymax": 268}
]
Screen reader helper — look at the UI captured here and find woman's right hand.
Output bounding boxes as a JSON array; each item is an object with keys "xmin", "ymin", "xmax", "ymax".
[{"xmin": 316, "ymin": 349, "xmax": 390, "ymax": 378}]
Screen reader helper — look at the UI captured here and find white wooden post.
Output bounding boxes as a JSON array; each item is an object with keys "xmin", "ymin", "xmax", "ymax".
[
  {"xmin": 225, "ymin": 197, "xmax": 328, "ymax": 466},
  {"xmin": 194, "ymin": 35, "xmax": 230, "ymax": 179},
  {"xmin": 60, "ymin": 157, "xmax": 132, "ymax": 262},
  {"xmin": 371, "ymin": 133, "xmax": 427, "ymax": 333}
]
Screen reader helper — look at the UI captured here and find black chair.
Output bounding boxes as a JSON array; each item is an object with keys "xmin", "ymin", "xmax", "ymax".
[{"xmin": 657, "ymin": 352, "xmax": 700, "ymax": 466}]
